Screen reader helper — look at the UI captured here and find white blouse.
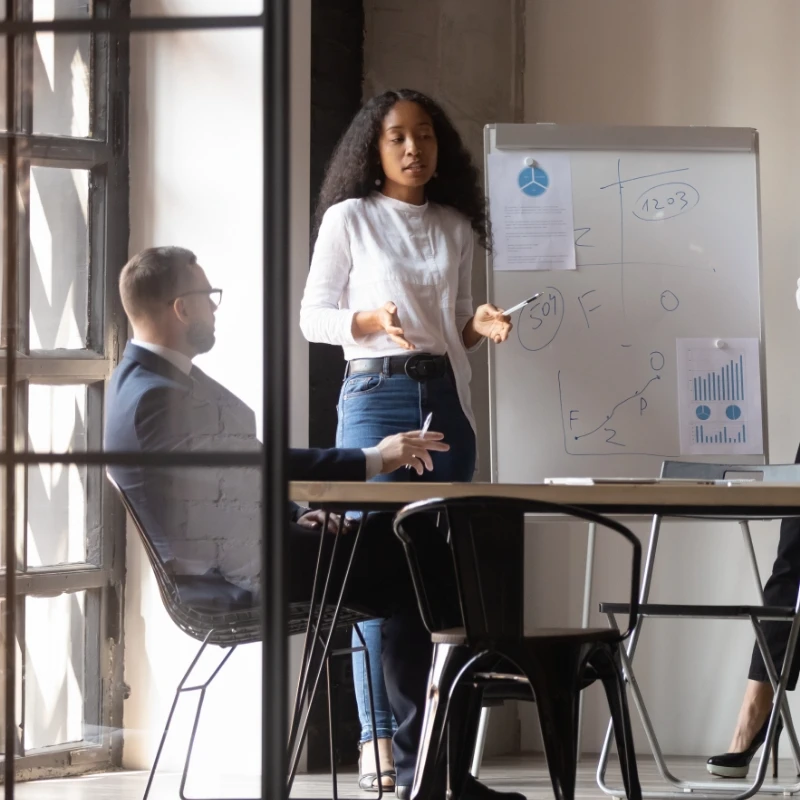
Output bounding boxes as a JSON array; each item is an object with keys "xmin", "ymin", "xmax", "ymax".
[{"xmin": 300, "ymin": 192, "xmax": 483, "ymax": 434}]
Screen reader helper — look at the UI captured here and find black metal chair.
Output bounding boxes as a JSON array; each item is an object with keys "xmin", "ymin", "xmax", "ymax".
[
  {"xmin": 393, "ymin": 497, "xmax": 643, "ymax": 800},
  {"xmin": 107, "ymin": 474, "xmax": 382, "ymax": 800}
]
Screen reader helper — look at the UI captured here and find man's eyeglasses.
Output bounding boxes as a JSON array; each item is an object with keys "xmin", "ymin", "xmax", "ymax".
[{"xmin": 169, "ymin": 289, "xmax": 223, "ymax": 308}]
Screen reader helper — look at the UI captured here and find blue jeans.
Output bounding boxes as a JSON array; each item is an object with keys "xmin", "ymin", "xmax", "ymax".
[{"xmin": 337, "ymin": 362, "xmax": 476, "ymax": 743}]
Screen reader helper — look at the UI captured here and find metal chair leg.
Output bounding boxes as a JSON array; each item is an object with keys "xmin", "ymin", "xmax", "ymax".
[
  {"xmin": 469, "ymin": 707, "xmax": 491, "ymax": 778},
  {"xmin": 143, "ymin": 634, "xmax": 213, "ymax": 800},
  {"xmin": 142, "ymin": 631, "xmax": 243, "ymax": 800}
]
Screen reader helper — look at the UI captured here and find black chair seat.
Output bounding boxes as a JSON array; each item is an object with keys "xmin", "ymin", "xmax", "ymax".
[
  {"xmin": 431, "ymin": 625, "xmax": 619, "ymax": 645},
  {"xmin": 174, "ymin": 573, "xmax": 256, "ymax": 614}
]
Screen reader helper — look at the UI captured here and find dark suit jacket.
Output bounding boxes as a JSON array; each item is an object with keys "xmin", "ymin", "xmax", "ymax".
[{"xmin": 105, "ymin": 343, "xmax": 367, "ymax": 590}]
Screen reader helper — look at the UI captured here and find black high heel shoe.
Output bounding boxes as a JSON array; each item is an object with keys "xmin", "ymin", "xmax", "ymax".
[{"xmin": 707, "ymin": 716, "xmax": 784, "ymax": 779}]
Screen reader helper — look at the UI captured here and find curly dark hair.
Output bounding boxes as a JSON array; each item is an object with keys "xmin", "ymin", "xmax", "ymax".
[{"xmin": 315, "ymin": 89, "xmax": 490, "ymax": 250}]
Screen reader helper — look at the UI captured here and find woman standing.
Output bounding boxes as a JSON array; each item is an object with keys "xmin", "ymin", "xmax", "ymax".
[{"xmin": 300, "ymin": 89, "xmax": 511, "ymax": 792}]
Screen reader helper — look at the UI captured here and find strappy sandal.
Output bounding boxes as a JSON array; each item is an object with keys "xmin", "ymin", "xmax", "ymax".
[{"xmin": 358, "ymin": 743, "xmax": 396, "ymax": 793}]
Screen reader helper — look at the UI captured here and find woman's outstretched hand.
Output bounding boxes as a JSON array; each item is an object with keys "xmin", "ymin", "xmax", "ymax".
[{"xmin": 353, "ymin": 301, "xmax": 415, "ymax": 350}]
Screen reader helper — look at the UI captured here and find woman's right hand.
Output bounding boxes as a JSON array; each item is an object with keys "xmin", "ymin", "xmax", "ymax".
[
  {"xmin": 376, "ymin": 302, "xmax": 415, "ymax": 350},
  {"xmin": 353, "ymin": 301, "xmax": 415, "ymax": 350}
]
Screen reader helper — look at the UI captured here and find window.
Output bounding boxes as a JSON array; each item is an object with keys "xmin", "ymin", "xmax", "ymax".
[{"xmin": 0, "ymin": 0, "xmax": 129, "ymax": 776}]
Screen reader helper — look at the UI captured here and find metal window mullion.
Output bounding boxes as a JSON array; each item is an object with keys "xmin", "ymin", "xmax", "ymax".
[
  {"xmin": 85, "ymin": 382, "xmax": 102, "ymax": 566},
  {"xmin": 92, "ymin": 2, "xmax": 110, "ymax": 144},
  {"xmin": 13, "ymin": 380, "xmax": 25, "ymax": 764},
  {"xmin": 27, "ymin": 147, "xmax": 109, "ymax": 170},
  {"xmin": 103, "ymin": 0, "xmax": 129, "ymax": 369},
  {"xmin": 0, "ymin": 133, "xmax": 110, "ymax": 168},
  {"xmin": 88, "ymin": 165, "xmax": 106, "ymax": 353},
  {"xmin": 14, "ymin": 381, "xmax": 25, "ymax": 574},
  {"xmin": 0, "ymin": 567, "xmax": 111, "ymax": 595},
  {"xmin": 14, "ymin": 0, "xmax": 31, "ymax": 137},
  {"xmin": 14, "ymin": 160, "xmax": 28, "ymax": 355},
  {"xmin": 13, "ymin": 0, "xmax": 31, "ymax": 361},
  {"xmin": 87, "ymin": 0, "xmax": 112, "ymax": 356},
  {"xmin": 14, "ymin": 595, "xmax": 22, "ymax": 759},
  {"xmin": 0, "ymin": 357, "xmax": 112, "ymax": 381},
  {"xmin": 0, "ymin": 14, "xmax": 263, "ymax": 34},
  {"xmin": 94, "ymin": 1, "xmax": 128, "ymax": 774},
  {"xmin": 4, "ymin": 0, "xmax": 20, "ymax": 791},
  {"xmin": 82, "ymin": 590, "xmax": 101, "ymax": 747}
]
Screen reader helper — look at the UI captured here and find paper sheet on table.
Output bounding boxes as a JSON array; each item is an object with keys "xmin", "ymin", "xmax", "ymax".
[
  {"xmin": 676, "ymin": 338, "xmax": 763, "ymax": 455},
  {"xmin": 487, "ymin": 151, "xmax": 576, "ymax": 271}
]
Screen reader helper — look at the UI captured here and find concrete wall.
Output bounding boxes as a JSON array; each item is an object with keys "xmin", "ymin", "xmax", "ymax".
[
  {"xmin": 362, "ymin": 0, "xmax": 526, "ymax": 756},
  {"xmin": 363, "ymin": 0, "xmax": 526, "ymax": 489},
  {"xmin": 521, "ymin": 0, "xmax": 800, "ymax": 757},
  {"xmin": 123, "ymin": 0, "xmax": 310, "ymax": 779}
]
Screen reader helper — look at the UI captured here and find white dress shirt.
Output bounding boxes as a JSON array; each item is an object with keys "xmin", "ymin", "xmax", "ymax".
[
  {"xmin": 300, "ymin": 192, "xmax": 482, "ymax": 434},
  {"xmin": 130, "ymin": 339, "xmax": 383, "ymax": 478}
]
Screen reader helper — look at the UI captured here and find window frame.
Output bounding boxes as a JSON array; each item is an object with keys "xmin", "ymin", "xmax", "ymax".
[{"xmin": 0, "ymin": 0, "xmax": 129, "ymax": 777}]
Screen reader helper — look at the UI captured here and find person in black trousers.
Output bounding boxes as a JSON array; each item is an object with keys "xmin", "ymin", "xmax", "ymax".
[{"xmin": 707, "ymin": 443, "xmax": 800, "ymax": 778}]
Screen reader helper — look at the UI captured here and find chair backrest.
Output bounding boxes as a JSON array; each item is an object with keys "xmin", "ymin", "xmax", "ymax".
[
  {"xmin": 106, "ymin": 472, "xmax": 261, "ymax": 646},
  {"xmin": 660, "ymin": 460, "xmax": 800, "ymax": 482},
  {"xmin": 107, "ymin": 472, "xmax": 375, "ymax": 645},
  {"xmin": 394, "ymin": 497, "xmax": 642, "ymax": 642}
]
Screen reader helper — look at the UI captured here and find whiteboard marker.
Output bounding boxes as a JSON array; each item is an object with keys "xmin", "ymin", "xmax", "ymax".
[{"xmin": 504, "ymin": 292, "xmax": 543, "ymax": 316}]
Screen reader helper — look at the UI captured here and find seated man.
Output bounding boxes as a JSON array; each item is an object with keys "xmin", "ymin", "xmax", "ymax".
[
  {"xmin": 106, "ymin": 246, "xmax": 449, "ymax": 590},
  {"xmin": 106, "ymin": 247, "xmax": 519, "ymax": 800}
]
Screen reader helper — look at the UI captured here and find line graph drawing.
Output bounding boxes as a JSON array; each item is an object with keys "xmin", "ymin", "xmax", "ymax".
[
  {"xmin": 557, "ymin": 351, "xmax": 670, "ymax": 456},
  {"xmin": 571, "ymin": 375, "xmax": 662, "ymax": 441}
]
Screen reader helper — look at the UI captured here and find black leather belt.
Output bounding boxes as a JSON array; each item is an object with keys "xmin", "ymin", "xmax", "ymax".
[{"xmin": 347, "ymin": 353, "xmax": 449, "ymax": 382}]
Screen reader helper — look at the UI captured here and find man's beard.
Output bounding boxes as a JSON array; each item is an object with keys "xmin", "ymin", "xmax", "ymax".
[{"xmin": 187, "ymin": 322, "xmax": 215, "ymax": 354}]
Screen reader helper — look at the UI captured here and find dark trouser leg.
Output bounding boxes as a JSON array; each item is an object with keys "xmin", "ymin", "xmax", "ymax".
[
  {"xmin": 749, "ymin": 514, "xmax": 800, "ymax": 688},
  {"xmin": 381, "ymin": 609, "xmax": 434, "ymax": 787},
  {"xmin": 749, "ymin": 442, "xmax": 800, "ymax": 688}
]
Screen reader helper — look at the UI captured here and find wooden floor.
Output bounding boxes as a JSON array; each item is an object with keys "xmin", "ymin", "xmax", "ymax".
[{"xmin": 8, "ymin": 755, "xmax": 800, "ymax": 800}]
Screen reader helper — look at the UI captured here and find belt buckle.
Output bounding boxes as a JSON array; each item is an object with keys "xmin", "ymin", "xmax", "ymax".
[{"xmin": 404, "ymin": 354, "xmax": 440, "ymax": 382}]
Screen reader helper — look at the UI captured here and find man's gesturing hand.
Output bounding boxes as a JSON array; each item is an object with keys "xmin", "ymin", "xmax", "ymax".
[{"xmin": 377, "ymin": 430, "xmax": 450, "ymax": 475}]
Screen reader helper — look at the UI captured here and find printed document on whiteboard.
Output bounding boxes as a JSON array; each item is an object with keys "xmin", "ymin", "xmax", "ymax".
[
  {"xmin": 676, "ymin": 338, "xmax": 763, "ymax": 455},
  {"xmin": 487, "ymin": 151, "xmax": 576, "ymax": 271}
]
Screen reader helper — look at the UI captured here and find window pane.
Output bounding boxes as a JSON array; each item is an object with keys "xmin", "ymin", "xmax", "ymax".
[
  {"xmin": 27, "ymin": 384, "xmax": 89, "ymax": 567},
  {"xmin": 33, "ymin": 0, "xmax": 91, "ymax": 137},
  {"xmin": 29, "ymin": 167, "xmax": 89, "ymax": 350},
  {"xmin": 24, "ymin": 591, "xmax": 86, "ymax": 750}
]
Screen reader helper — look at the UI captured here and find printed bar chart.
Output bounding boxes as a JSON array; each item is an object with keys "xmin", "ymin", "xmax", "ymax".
[
  {"xmin": 692, "ymin": 355, "xmax": 744, "ymax": 402},
  {"xmin": 677, "ymin": 338, "xmax": 763, "ymax": 456},
  {"xmin": 693, "ymin": 424, "xmax": 746, "ymax": 445}
]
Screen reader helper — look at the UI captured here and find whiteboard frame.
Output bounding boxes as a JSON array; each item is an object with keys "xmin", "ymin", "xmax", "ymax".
[{"xmin": 484, "ymin": 124, "xmax": 768, "ymax": 482}]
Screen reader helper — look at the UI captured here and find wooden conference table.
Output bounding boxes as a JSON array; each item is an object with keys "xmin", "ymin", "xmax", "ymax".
[
  {"xmin": 290, "ymin": 479, "xmax": 800, "ymax": 516},
  {"xmin": 289, "ymin": 480, "xmax": 800, "ymax": 800}
]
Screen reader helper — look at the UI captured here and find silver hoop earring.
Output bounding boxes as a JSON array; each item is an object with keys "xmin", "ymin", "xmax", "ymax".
[{"xmin": 375, "ymin": 178, "xmax": 382, "ymax": 187}]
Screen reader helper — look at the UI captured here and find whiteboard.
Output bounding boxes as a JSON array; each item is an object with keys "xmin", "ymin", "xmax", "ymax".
[{"xmin": 485, "ymin": 125, "xmax": 767, "ymax": 483}]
